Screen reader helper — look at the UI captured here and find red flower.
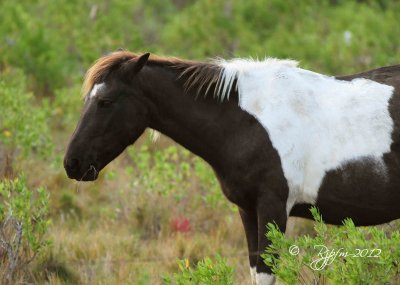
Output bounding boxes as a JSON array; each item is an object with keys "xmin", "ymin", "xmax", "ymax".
[{"xmin": 170, "ymin": 217, "xmax": 191, "ymax": 233}]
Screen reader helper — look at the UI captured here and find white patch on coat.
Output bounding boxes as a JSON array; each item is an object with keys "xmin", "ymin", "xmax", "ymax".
[
  {"xmin": 250, "ymin": 267, "xmax": 257, "ymax": 285},
  {"xmin": 90, "ymin": 82, "xmax": 106, "ymax": 98},
  {"xmin": 216, "ymin": 58, "xmax": 394, "ymax": 205},
  {"xmin": 256, "ymin": 272, "xmax": 275, "ymax": 285}
]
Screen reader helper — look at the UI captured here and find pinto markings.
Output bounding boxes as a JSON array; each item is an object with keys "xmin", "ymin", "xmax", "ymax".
[{"xmin": 217, "ymin": 58, "xmax": 394, "ymax": 208}]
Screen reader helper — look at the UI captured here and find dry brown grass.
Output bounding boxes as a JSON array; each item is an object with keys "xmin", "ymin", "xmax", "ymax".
[{"xmin": 19, "ymin": 134, "xmax": 263, "ymax": 284}]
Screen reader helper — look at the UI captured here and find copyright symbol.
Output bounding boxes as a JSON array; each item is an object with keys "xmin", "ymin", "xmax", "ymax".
[{"xmin": 289, "ymin": 245, "xmax": 300, "ymax": 255}]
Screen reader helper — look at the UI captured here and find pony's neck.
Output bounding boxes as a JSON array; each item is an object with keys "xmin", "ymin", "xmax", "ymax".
[{"xmin": 139, "ymin": 64, "xmax": 242, "ymax": 168}]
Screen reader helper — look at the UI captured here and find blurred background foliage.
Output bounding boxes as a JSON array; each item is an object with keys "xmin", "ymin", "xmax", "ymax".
[
  {"xmin": 0, "ymin": 0, "xmax": 400, "ymax": 284},
  {"xmin": 1, "ymin": 0, "xmax": 400, "ymax": 95}
]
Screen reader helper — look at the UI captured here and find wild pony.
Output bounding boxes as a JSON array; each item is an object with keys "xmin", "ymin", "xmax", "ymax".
[{"xmin": 64, "ymin": 51, "xmax": 400, "ymax": 285}]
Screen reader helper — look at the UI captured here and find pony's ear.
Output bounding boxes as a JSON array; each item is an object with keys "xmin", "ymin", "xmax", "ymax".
[
  {"xmin": 135, "ymin": 52, "xmax": 150, "ymax": 73},
  {"xmin": 125, "ymin": 53, "xmax": 150, "ymax": 75},
  {"xmin": 121, "ymin": 53, "xmax": 150, "ymax": 81}
]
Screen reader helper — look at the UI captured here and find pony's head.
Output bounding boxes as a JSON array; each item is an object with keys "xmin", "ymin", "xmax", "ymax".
[{"xmin": 64, "ymin": 51, "xmax": 151, "ymax": 181}]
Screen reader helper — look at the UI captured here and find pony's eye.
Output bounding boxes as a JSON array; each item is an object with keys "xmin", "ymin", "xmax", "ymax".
[{"xmin": 98, "ymin": 99, "xmax": 113, "ymax": 108}]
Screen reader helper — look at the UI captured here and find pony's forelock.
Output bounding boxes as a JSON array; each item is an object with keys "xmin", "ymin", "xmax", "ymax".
[
  {"xmin": 82, "ymin": 51, "xmax": 190, "ymax": 96},
  {"xmin": 82, "ymin": 51, "xmax": 137, "ymax": 96}
]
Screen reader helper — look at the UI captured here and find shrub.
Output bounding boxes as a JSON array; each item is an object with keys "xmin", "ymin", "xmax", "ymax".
[
  {"xmin": 127, "ymin": 143, "xmax": 231, "ymax": 210},
  {"xmin": 0, "ymin": 69, "xmax": 52, "ymax": 176},
  {"xmin": 51, "ymin": 84, "xmax": 83, "ymax": 130},
  {"xmin": 263, "ymin": 207, "xmax": 400, "ymax": 284},
  {"xmin": 163, "ymin": 255, "xmax": 235, "ymax": 285},
  {"xmin": 0, "ymin": 0, "xmax": 175, "ymax": 94},
  {"xmin": 0, "ymin": 175, "xmax": 51, "ymax": 285}
]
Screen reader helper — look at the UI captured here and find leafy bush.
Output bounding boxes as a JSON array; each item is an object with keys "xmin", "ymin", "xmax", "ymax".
[
  {"xmin": 163, "ymin": 255, "xmax": 235, "ymax": 285},
  {"xmin": 0, "ymin": 176, "xmax": 51, "ymax": 285},
  {"xmin": 263, "ymin": 207, "xmax": 400, "ymax": 284},
  {"xmin": 51, "ymin": 84, "xmax": 83, "ymax": 130},
  {"xmin": 0, "ymin": 0, "xmax": 177, "ymax": 93},
  {"xmin": 127, "ymin": 143, "xmax": 231, "ymax": 210},
  {"xmin": 0, "ymin": 69, "xmax": 52, "ymax": 176}
]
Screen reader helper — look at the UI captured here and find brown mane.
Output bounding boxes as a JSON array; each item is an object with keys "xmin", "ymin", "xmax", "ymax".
[{"xmin": 82, "ymin": 51, "xmax": 223, "ymax": 96}]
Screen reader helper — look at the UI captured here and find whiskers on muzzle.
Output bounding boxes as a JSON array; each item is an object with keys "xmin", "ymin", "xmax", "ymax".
[{"xmin": 90, "ymin": 164, "xmax": 98, "ymax": 180}]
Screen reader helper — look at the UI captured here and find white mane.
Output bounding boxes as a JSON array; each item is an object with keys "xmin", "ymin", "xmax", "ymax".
[{"xmin": 215, "ymin": 58, "xmax": 299, "ymax": 101}]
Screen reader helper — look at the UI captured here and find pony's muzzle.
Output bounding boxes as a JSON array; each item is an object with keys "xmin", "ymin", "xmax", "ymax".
[{"xmin": 64, "ymin": 157, "xmax": 99, "ymax": 181}]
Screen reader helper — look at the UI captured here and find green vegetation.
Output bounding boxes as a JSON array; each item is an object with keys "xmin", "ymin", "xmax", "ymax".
[
  {"xmin": 0, "ymin": 0, "xmax": 399, "ymax": 284},
  {"xmin": 128, "ymin": 144, "xmax": 231, "ymax": 210},
  {"xmin": 163, "ymin": 256, "xmax": 235, "ymax": 285},
  {"xmin": 0, "ymin": 69, "xmax": 52, "ymax": 161},
  {"xmin": 263, "ymin": 207, "xmax": 400, "ymax": 284},
  {"xmin": 0, "ymin": 176, "xmax": 50, "ymax": 285}
]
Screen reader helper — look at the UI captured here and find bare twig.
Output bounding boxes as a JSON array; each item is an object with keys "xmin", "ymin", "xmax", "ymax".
[{"xmin": 5, "ymin": 220, "xmax": 23, "ymax": 285}]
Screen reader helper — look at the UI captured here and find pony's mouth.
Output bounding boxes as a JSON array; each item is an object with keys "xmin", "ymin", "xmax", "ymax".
[
  {"xmin": 65, "ymin": 162, "xmax": 100, "ymax": 182},
  {"xmin": 78, "ymin": 165, "xmax": 99, "ymax": 181}
]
